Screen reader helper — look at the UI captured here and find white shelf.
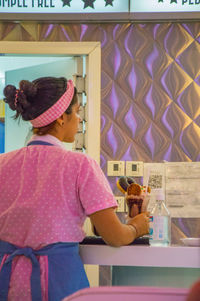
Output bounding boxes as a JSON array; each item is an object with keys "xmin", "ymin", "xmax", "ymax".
[{"xmin": 80, "ymin": 245, "xmax": 200, "ymax": 269}]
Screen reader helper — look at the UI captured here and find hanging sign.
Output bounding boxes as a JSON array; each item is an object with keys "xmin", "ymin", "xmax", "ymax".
[
  {"xmin": 0, "ymin": 0, "xmax": 129, "ymax": 13},
  {"xmin": 0, "ymin": 0, "xmax": 199, "ymax": 19},
  {"xmin": 130, "ymin": 0, "xmax": 200, "ymax": 13}
]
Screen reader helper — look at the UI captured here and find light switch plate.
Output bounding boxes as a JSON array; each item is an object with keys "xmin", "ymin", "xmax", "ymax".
[
  {"xmin": 107, "ymin": 161, "xmax": 125, "ymax": 176},
  {"xmin": 126, "ymin": 161, "xmax": 143, "ymax": 177},
  {"xmin": 115, "ymin": 196, "xmax": 125, "ymax": 212}
]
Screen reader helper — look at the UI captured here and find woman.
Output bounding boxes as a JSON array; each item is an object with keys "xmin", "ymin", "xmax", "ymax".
[{"xmin": 0, "ymin": 77, "xmax": 149, "ymax": 301}]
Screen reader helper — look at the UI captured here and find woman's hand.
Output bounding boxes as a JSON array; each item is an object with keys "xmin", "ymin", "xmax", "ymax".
[
  {"xmin": 90, "ymin": 208, "xmax": 149, "ymax": 247},
  {"xmin": 127, "ymin": 212, "xmax": 150, "ymax": 238}
]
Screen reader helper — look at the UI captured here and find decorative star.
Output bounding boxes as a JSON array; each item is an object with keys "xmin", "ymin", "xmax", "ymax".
[
  {"xmin": 82, "ymin": 0, "xmax": 96, "ymax": 9},
  {"xmin": 105, "ymin": 0, "xmax": 114, "ymax": 6},
  {"xmin": 170, "ymin": 0, "xmax": 177, "ymax": 3},
  {"xmin": 62, "ymin": 0, "xmax": 72, "ymax": 7}
]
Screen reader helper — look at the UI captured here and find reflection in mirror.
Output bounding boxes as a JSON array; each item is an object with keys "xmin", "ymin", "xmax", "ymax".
[{"xmin": 0, "ymin": 53, "xmax": 76, "ymax": 153}]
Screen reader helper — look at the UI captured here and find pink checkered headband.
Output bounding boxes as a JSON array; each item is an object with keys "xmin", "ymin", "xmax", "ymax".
[{"xmin": 30, "ymin": 80, "xmax": 75, "ymax": 128}]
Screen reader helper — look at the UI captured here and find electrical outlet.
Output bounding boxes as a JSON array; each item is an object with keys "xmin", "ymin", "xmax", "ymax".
[
  {"xmin": 115, "ymin": 196, "xmax": 125, "ymax": 212},
  {"xmin": 107, "ymin": 161, "xmax": 125, "ymax": 176},
  {"xmin": 126, "ymin": 161, "xmax": 143, "ymax": 177}
]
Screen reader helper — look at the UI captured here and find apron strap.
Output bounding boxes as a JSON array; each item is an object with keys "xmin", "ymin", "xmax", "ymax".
[
  {"xmin": 27, "ymin": 140, "xmax": 54, "ymax": 146},
  {"xmin": 0, "ymin": 241, "xmax": 78, "ymax": 301},
  {"xmin": 0, "ymin": 247, "xmax": 42, "ymax": 301}
]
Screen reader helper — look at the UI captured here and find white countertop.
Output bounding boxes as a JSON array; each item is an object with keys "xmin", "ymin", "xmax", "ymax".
[{"xmin": 80, "ymin": 245, "xmax": 200, "ymax": 268}]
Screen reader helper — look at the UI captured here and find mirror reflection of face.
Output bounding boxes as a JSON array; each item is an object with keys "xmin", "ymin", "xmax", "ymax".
[{"xmin": 63, "ymin": 101, "xmax": 81, "ymax": 143}]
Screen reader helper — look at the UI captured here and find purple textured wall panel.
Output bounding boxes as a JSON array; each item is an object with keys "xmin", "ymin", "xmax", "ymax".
[{"xmin": 1, "ymin": 22, "xmax": 199, "ymax": 172}]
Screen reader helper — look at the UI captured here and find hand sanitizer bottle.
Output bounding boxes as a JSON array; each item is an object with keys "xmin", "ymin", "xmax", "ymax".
[{"xmin": 149, "ymin": 190, "xmax": 171, "ymax": 247}]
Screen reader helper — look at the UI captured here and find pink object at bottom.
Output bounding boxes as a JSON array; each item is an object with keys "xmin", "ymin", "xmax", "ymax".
[{"xmin": 62, "ymin": 286, "xmax": 189, "ymax": 301}]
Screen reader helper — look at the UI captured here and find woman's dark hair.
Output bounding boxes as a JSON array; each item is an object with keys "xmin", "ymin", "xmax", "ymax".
[{"xmin": 3, "ymin": 76, "xmax": 78, "ymax": 135}]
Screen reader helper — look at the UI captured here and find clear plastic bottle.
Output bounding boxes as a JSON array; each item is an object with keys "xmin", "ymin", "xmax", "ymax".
[{"xmin": 149, "ymin": 190, "xmax": 171, "ymax": 247}]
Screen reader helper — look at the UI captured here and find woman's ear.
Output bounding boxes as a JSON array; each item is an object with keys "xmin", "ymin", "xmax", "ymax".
[{"xmin": 56, "ymin": 114, "xmax": 65, "ymax": 127}]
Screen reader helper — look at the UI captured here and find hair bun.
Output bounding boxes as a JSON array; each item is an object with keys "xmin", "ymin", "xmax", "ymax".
[
  {"xmin": 3, "ymin": 80, "xmax": 37, "ymax": 116},
  {"xmin": 3, "ymin": 85, "xmax": 17, "ymax": 111},
  {"xmin": 19, "ymin": 80, "xmax": 37, "ymax": 98}
]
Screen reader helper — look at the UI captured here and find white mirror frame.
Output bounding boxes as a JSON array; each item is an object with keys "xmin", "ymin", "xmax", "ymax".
[{"xmin": 0, "ymin": 41, "xmax": 101, "ymax": 163}]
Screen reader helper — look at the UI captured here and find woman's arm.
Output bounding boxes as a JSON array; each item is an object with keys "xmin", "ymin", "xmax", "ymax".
[{"xmin": 89, "ymin": 208, "xmax": 149, "ymax": 247}]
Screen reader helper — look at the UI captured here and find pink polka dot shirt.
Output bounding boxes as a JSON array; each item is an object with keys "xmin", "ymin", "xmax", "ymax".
[{"xmin": 0, "ymin": 134, "xmax": 117, "ymax": 300}]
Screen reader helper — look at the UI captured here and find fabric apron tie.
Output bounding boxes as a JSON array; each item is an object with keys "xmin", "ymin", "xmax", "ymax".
[
  {"xmin": 27, "ymin": 141, "xmax": 54, "ymax": 146},
  {"xmin": 0, "ymin": 241, "xmax": 79, "ymax": 301},
  {"xmin": 0, "ymin": 245, "xmax": 42, "ymax": 301}
]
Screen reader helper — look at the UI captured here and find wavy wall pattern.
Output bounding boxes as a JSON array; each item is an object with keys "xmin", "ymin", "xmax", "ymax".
[{"xmin": 0, "ymin": 22, "xmax": 199, "ymax": 175}]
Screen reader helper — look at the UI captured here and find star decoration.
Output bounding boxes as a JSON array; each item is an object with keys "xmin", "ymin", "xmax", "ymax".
[
  {"xmin": 105, "ymin": 0, "xmax": 114, "ymax": 6},
  {"xmin": 62, "ymin": 0, "xmax": 72, "ymax": 7},
  {"xmin": 170, "ymin": 0, "xmax": 177, "ymax": 3},
  {"xmin": 82, "ymin": 0, "xmax": 96, "ymax": 9}
]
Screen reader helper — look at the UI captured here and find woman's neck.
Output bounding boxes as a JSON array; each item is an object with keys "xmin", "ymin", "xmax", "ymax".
[{"xmin": 46, "ymin": 129, "xmax": 64, "ymax": 142}]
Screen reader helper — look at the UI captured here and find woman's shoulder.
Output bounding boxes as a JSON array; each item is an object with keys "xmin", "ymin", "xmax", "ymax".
[
  {"xmin": 0, "ymin": 147, "xmax": 25, "ymax": 158},
  {"xmin": 63, "ymin": 149, "xmax": 96, "ymax": 163},
  {"xmin": 0, "ymin": 147, "xmax": 28, "ymax": 167},
  {"xmin": 60, "ymin": 150, "xmax": 100, "ymax": 171}
]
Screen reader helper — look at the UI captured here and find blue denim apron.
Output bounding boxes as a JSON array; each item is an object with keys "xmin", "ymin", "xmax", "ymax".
[{"xmin": 0, "ymin": 140, "xmax": 89, "ymax": 301}]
